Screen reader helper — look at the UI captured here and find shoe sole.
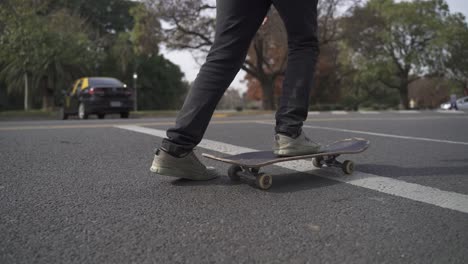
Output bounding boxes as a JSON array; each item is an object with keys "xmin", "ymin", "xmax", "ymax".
[{"xmin": 150, "ymin": 165, "xmax": 218, "ymax": 181}]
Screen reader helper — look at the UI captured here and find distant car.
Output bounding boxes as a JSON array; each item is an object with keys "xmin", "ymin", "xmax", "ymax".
[
  {"xmin": 440, "ymin": 96, "xmax": 468, "ymax": 111},
  {"xmin": 59, "ymin": 77, "xmax": 133, "ymax": 119}
]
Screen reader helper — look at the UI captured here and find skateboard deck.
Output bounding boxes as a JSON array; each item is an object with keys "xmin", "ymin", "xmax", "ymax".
[{"xmin": 202, "ymin": 138, "xmax": 370, "ymax": 190}]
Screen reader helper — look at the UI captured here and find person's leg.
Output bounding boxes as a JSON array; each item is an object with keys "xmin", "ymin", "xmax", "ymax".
[
  {"xmin": 161, "ymin": 0, "xmax": 271, "ymax": 156},
  {"xmin": 272, "ymin": 0, "xmax": 319, "ymax": 138}
]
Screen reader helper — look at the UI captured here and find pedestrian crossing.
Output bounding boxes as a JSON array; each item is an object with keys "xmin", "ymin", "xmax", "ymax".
[
  {"xmin": 116, "ymin": 124, "xmax": 468, "ymax": 215},
  {"xmin": 308, "ymin": 110, "xmax": 465, "ymax": 115}
]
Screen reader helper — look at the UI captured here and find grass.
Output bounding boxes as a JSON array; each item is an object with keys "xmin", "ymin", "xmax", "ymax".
[{"xmin": 0, "ymin": 110, "xmax": 58, "ymax": 120}]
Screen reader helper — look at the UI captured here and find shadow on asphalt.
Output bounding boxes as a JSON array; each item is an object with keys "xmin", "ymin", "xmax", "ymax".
[
  {"xmin": 357, "ymin": 163, "xmax": 468, "ymax": 177},
  {"xmin": 440, "ymin": 159, "xmax": 468, "ymax": 163},
  {"xmin": 170, "ymin": 171, "xmax": 340, "ymax": 193}
]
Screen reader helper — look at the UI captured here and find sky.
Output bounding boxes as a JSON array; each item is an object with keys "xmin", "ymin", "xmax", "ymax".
[{"xmin": 160, "ymin": 0, "xmax": 468, "ymax": 94}]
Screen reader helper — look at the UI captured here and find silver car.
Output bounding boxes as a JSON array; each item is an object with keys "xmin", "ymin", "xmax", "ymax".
[{"xmin": 440, "ymin": 96, "xmax": 468, "ymax": 110}]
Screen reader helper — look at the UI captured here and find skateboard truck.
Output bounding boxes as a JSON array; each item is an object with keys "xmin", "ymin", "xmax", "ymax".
[
  {"xmin": 228, "ymin": 155, "xmax": 354, "ymax": 191},
  {"xmin": 228, "ymin": 165, "xmax": 272, "ymax": 190},
  {"xmin": 312, "ymin": 155, "xmax": 354, "ymax": 175}
]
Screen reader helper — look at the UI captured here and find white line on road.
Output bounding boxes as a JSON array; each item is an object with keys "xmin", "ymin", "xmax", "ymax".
[
  {"xmin": 436, "ymin": 110, "xmax": 466, "ymax": 114},
  {"xmin": 255, "ymin": 121, "xmax": 468, "ymax": 146},
  {"xmin": 358, "ymin": 111, "xmax": 380, "ymax": 114},
  {"xmin": 302, "ymin": 124, "xmax": 468, "ymax": 146},
  {"xmin": 115, "ymin": 125, "xmax": 254, "ymax": 154},
  {"xmin": 331, "ymin": 111, "xmax": 348, "ymax": 115},
  {"xmin": 394, "ymin": 110, "xmax": 421, "ymax": 114},
  {"xmin": 116, "ymin": 124, "xmax": 468, "ymax": 214}
]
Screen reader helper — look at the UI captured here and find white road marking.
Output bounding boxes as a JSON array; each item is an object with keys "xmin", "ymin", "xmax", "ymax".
[
  {"xmin": 301, "ymin": 124, "xmax": 468, "ymax": 146},
  {"xmin": 116, "ymin": 124, "xmax": 468, "ymax": 214},
  {"xmin": 394, "ymin": 110, "xmax": 421, "ymax": 114},
  {"xmin": 436, "ymin": 110, "xmax": 466, "ymax": 114},
  {"xmin": 331, "ymin": 111, "xmax": 348, "ymax": 115},
  {"xmin": 255, "ymin": 121, "xmax": 468, "ymax": 146},
  {"xmin": 115, "ymin": 125, "xmax": 254, "ymax": 154},
  {"xmin": 308, "ymin": 111, "xmax": 320, "ymax": 115},
  {"xmin": 358, "ymin": 111, "xmax": 380, "ymax": 114}
]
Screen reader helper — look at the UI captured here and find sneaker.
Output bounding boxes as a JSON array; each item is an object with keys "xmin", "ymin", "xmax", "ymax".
[
  {"xmin": 150, "ymin": 149, "xmax": 218, "ymax": 181},
  {"xmin": 273, "ymin": 132, "xmax": 322, "ymax": 156}
]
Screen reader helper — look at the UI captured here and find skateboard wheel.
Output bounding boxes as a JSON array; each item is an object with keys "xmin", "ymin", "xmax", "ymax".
[
  {"xmin": 342, "ymin": 160, "xmax": 354, "ymax": 175},
  {"xmin": 312, "ymin": 157, "xmax": 323, "ymax": 168},
  {"xmin": 228, "ymin": 165, "xmax": 242, "ymax": 181},
  {"xmin": 256, "ymin": 173, "xmax": 272, "ymax": 190}
]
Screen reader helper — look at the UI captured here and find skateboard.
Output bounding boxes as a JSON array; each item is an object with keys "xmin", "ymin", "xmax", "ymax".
[{"xmin": 202, "ymin": 138, "xmax": 370, "ymax": 190}]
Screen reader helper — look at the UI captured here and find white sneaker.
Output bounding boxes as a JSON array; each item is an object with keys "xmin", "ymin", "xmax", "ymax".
[{"xmin": 273, "ymin": 132, "xmax": 322, "ymax": 156}]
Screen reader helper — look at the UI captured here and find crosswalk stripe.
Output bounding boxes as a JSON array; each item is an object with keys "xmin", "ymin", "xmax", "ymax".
[{"xmin": 256, "ymin": 121, "xmax": 468, "ymax": 146}]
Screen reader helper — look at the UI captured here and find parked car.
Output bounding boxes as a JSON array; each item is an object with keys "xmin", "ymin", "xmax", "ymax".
[
  {"xmin": 440, "ymin": 96, "xmax": 468, "ymax": 111},
  {"xmin": 59, "ymin": 77, "xmax": 133, "ymax": 119}
]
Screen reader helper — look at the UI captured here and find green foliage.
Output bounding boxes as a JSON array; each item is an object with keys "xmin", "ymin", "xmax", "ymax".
[
  {"xmin": 340, "ymin": 0, "xmax": 464, "ymax": 109},
  {"xmin": 101, "ymin": 42, "xmax": 188, "ymax": 110},
  {"xmin": 445, "ymin": 13, "xmax": 468, "ymax": 86},
  {"xmin": 0, "ymin": 0, "xmax": 99, "ymax": 109},
  {"xmin": 46, "ymin": 0, "xmax": 137, "ymax": 34},
  {"xmin": 136, "ymin": 55, "xmax": 188, "ymax": 110},
  {"xmin": 130, "ymin": 4, "xmax": 161, "ymax": 56},
  {"xmin": 0, "ymin": 0, "xmax": 187, "ymax": 111}
]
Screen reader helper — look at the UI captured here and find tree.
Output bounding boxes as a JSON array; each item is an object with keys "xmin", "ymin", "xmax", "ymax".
[
  {"xmin": 0, "ymin": 0, "xmax": 46, "ymax": 110},
  {"xmin": 130, "ymin": 4, "xmax": 162, "ymax": 57},
  {"xmin": 0, "ymin": 0, "xmax": 98, "ymax": 110},
  {"xmin": 136, "ymin": 55, "xmax": 188, "ymax": 110},
  {"xmin": 0, "ymin": 0, "xmax": 188, "ymax": 111},
  {"xmin": 151, "ymin": 0, "xmax": 215, "ymax": 54},
  {"xmin": 152, "ymin": 0, "xmax": 289, "ymax": 109},
  {"xmin": 342, "ymin": 0, "xmax": 459, "ymax": 109},
  {"xmin": 243, "ymin": 8, "xmax": 287, "ymax": 110},
  {"xmin": 152, "ymin": 0, "xmax": 359, "ymax": 110},
  {"xmin": 103, "ymin": 3, "xmax": 187, "ymax": 110},
  {"xmin": 445, "ymin": 13, "xmax": 468, "ymax": 90},
  {"xmin": 47, "ymin": 0, "xmax": 137, "ymax": 35},
  {"xmin": 110, "ymin": 3, "xmax": 162, "ymax": 83},
  {"xmin": 35, "ymin": 9, "xmax": 100, "ymax": 110},
  {"xmin": 311, "ymin": 0, "xmax": 360, "ymax": 105}
]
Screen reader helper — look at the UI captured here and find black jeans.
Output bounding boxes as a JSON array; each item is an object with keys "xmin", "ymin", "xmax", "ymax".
[{"xmin": 162, "ymin": 0, "xmax": 319, "ymax": 156}]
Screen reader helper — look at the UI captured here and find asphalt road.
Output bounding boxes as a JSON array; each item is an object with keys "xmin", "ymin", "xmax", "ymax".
[{"xmin": 1, "ymin": 110, "xmax": 468, "ymax": 263}]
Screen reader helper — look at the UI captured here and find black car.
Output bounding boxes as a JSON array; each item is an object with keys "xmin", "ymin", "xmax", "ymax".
[{"xmin": 60, "ymin": 77, "xmax": 133, "ymax": 119}]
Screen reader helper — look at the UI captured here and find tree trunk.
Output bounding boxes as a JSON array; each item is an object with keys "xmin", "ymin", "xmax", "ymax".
[
  {"xmin": 42, "ymin": 96, "xmax": 53, "ymax": 111},
  {"xmin": 261, "ymin": 78, "xmax": 276, "ymax": 110},
  {"xmin": 399, "ymin": 77, "xmax": 409, "ymax": 110},
  {"xmin": 42, "ymin": 76, "xmax": 52, "ymax": 111}
]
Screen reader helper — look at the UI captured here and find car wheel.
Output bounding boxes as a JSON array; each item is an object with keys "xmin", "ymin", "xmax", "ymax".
[
  {"xmin": 120, "ymin": 112, "xmax": 129, "ymax": 118},
  {"xmin": 97, "ymin": 114, "xmax": 105, "ymax": 119},
  {"xmin": 58, "ymin": 107, "xmax": 68, "ymax": 120},
  {"xmin": 78, "ymin": 103, "xmax": 89, "ymax": 120}
]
